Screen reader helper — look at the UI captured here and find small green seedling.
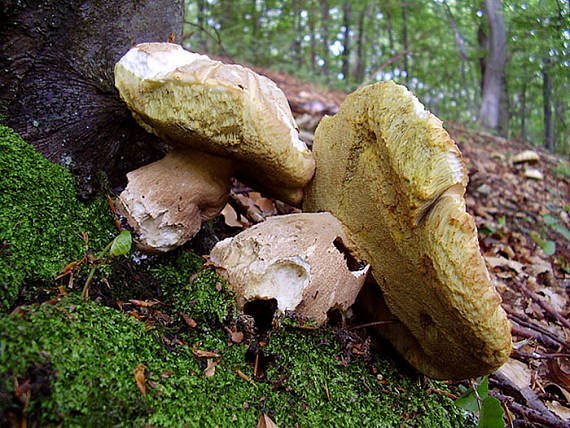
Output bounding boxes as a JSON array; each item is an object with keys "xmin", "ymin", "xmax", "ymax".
[
  {"xmin": 81, "ymin": 230, "xmax": 132, "ymax": 300},
  {"xmin": 530, "ymin": 231, "xmax": 556, "ymax": 256},
  {"xmin": 454, "ymin": 376, "xmax": 505, "ymax": 428}
]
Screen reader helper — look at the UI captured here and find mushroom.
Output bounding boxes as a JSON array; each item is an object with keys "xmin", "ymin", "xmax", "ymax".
[
  {"xmin": 303, "ymin": 82, "xmax": 512, "ymax": 379},
  {"xmin": 209, "ymin": 212, "xmax": 369, "ymax": 326},
  {"xmin": 114, "ymin": 43, "xmax": 315, "ymax": 251}
]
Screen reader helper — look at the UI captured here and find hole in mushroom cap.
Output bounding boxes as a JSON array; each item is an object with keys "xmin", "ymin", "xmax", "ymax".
[
  {"xmin": 243, "ymin": 298, "xmax": 278, "ymax": 332},
  {"xmin": 333, "ymin": 237, "xmax": 367, "ymax": 272}
]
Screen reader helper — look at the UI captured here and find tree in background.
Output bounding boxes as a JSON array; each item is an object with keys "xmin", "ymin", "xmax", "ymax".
[
  {"xmin": 478, "ymin": 0, "xmax": 507, "ymax": 134},
  {"xmin": 183, "ymin": 0, "xmax": 568, "ymax": 154}
]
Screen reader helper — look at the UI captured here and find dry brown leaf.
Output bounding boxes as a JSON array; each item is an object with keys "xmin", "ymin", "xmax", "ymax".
[
  {"xmin": 485, "ymin": 255, "xmax": 525, "ymax": 275},
  {"xmin": 180, "ymin": 312, "xmax": 197, "ymax": 328},
  {"xmin": 497, "ymin": 358, "xmax": 532, "ymax": 390},
  {"xmin": 134, "ymin": 362, "xmax": 146, "ymax": 396},
  {"xmin": 221, "ymin": 204, "xmax": 244, "ymax": 228},
  {"xmin": 230, "ymin": 331, "xmax": 244, "ymax": 344},
  {"xmin": 257, "ymin": 413, "xmax": 280, "ymax": 428},
  {"xmin": 204, "ymin": 358, "xmax": 219, "ymax": 377},
  {"xmin": 192, "ymin": 343, "xmax": 220, "ymax": 358},
  {"xmin": 545, "ymin": 401, "xmax": 570, "ymax": 421}
]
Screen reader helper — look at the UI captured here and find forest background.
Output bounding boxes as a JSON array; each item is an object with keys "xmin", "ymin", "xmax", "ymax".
[{"xmin": 184, "ymin": 0, "xmax": 569, "ymax": 155}]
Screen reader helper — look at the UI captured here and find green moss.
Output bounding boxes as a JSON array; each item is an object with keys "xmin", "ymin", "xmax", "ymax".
[
  {"xmin": 1, "ymin": 293, "xmax": 472, "ymax": 427},
  {"xmin": 0, "ymin": 125, "xmax": 472, "ymax": 426},
  {"xmin": 0, "ymin": 125, "xmax": 115, "ymax": 310}
]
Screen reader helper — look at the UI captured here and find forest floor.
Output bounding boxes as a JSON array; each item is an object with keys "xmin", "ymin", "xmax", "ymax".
[
  {"xmin": 1, "ymin": 66, "xmax": 568, "ymax": 427},
  {"xmin": 231, "ymin": 65, "xmax": 570, "ymax": 427}
]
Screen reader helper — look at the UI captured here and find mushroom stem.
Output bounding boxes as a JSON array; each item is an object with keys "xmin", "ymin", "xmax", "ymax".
[{"xmin": 117, "ymin": 149, "xmax": 234, "ymax": 252}]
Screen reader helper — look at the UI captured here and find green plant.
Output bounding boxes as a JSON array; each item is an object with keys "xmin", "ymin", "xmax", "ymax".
[
  {"xmin": 81, "ymin": 230, "xmax": 132, "ymax": 299},
  {"xmin": 455, "ymin": 376, "xmax": 505, "ymax": 428}
]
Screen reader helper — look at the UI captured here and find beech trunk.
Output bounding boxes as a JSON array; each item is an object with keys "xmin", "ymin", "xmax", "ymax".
[{"xmin": 0, "ymin": 0, "xmax": 184, "ymax": 197}]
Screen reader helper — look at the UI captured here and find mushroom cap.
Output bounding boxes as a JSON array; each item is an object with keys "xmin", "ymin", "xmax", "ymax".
[
  {"xmin": 117, "ymin": 149, "xmax": 233, "ymax": 252},
  {"xmin": 303, "ymin": 82, "xmax": 512, "ymax": 379},
  {"xmin": 114, "ymin": 43, "xmax": 315, "ymax": 205},
  {"xmin": 209, "ymin": 212, "xmax": 369, "ymax": 325}
]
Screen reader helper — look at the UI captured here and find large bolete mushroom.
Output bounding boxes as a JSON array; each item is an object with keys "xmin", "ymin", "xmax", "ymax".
[
  {"xmin": 209, "ymin": 212, "xmax": 369, "ymax": 325},
  {"xmin": 114, "ymin": 43, "xmax": 315, "ymax": 251},
  {"xmin": 303, "ymin": 82, "xmax": 512, "ymax": 379}
]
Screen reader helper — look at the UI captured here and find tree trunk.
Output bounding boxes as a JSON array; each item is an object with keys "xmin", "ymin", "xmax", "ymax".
[
  {"xmin": 341, "ymin": 2, "xmax": 352, "ymax": 81},
  {"xmin": 196, "ymin": 0, "xmax": 208, "ymax": 52},
  {"xmin": 478, "ymin": 0, "xmax": 506, "ymax": 131},
  {"xmin": 309, "ymin": 0, "xmax": 317, "ymax": 72},
  {"xmin": 442, "ymin": 0, "xmax": 472, "ymax": 116},
  {"xmin": 520, "ymin": 81, "xmax": 527, "ymax": 141},
  {"xmin": 401, "ymin": 3, "xmax": 409, "ymax": 85},
  {"xmin": 542, "ymin": 60, "xmax": 555, "ymax": 150},
  {"xmin": 292, "ymin": 0, "xmax": 304, "ymax": 70},
  {"xmin": 320, "ymin": 0, "xmax": 330, "ymax": 80},
  {"xmin": 0, "ymin": 0, "xmax": 183, "ymax": 197},
  {"xmin": 354, "ymin": 2, "xmax": 368, "ymax": 84}
]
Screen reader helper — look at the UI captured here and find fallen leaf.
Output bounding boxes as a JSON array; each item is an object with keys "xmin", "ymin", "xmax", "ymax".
[
  {"xmin": 545, "ymin": 401, "xmax": 570, "ymax": 420},
  {"xmin": 128, "ymin": 299, "xmax": 160, "ymax": 307},
  {"xmin": 192, "ymin": 343, "xmax": 220, "ymax": 358},
  {"xmin": 257, "ymin": 413, "xmax": 280, "ymax": 428},
  {"xmin": 230, "ymin": 331, "xmax": 244, "ymax": 344},
  {"xmin": 134, "ymin": 363, "xmax": 146, "ymax": 396},
  {"xmin": 180, "ymin": 312, "xmax": 197, "ymax": 328},
  {"xmin": 221, "ymin": 204, "xmax": 244, "ymax": 228},
  {"xmin": 203, "ymin": 358, "xmax": 219, "ymax": 377},
  {"xmin": 485, "ymin": 256, "xmax": 525, "ymax": 275},
  {"xmin": 497, "ymin": 358, "xmax": 532, "ymax": 390}
]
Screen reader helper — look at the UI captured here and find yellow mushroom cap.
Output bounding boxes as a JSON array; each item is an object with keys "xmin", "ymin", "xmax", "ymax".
[
  {"xmin": 114, "ymin": 43, "xmax": 315, "ymax": 205},
  {"xmin": 303, "ymin": 81, "xmax": 512, "ymax": 379}
]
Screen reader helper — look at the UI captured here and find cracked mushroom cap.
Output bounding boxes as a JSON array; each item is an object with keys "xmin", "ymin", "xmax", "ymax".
[
  {"xmin": 209, "ymin": 212, "xmax": 369, "ymax": 325},
  {"xmin": 114, "ymin": 42, "xmax": 315, "ymax": 205},
  {"xmin": 303, "ymin": 82, "xmax": 512, "ymax": 379}
]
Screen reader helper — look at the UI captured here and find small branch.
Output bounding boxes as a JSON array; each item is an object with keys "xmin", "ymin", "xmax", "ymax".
[
  {"xmin": 349, "ymin": 320, "xmax": 399, "ymax": 330},
  {"xmin": 490, "ymin": 391, "xmax": 567, "ymax": 428},
  {"xmin": 512, "ymin": 281, "xmax": 570, "ymax": 330},
  {"xmin": 512, "ymin": 349, "xmax": 570, "ymax": 360},
  {"xmin": 510, "ymin": 322, "xmax": 566, "ymax": 350},
  {"xmin": 182, "ymin": 20, "xmax": 233, "ymax": 61},
  {"xmin": 506, "ymin": 311, "xmax": 569, "ymax": 350}
]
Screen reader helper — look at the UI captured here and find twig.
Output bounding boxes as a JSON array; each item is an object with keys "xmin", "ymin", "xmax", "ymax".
[
  {"xmin": 510, "ymin": 320, "xmax": 568, "ymax": 351},
  {"xmin": 490, "ymin": 391, "xmax": 567, "ymax": 428},
  {"xmin": 512, "ymin": 281, "xmax": 570, "ymax": 330},
  {"xmin": 182, "ymin": 21, "xmax": 233, "ymax": 61},
  {"xmin": 513, "ymin": 349, "xmax": 570, "ymax": 360},
  {"xmin": 349, "ymin": 320, "xmax": 399, "ymax": 330},
  {"xmin": 507, "ymin": 311, "xmax": 569, "ymax": 350}
]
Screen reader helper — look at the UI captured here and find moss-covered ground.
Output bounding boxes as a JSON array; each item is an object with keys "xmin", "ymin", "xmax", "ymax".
[{"xmin": 0, "ymin": 125, "xmax": 473, "ymax": 426}]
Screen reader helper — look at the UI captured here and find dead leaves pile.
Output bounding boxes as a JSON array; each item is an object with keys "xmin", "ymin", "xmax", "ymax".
[{"xmin": 448, "ymin": 124, "xmax": 569, "ymax": 426}]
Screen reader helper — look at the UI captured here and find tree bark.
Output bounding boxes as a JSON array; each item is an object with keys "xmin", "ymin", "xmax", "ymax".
[
  {"xmin": 341, "ymin": 2, "xmax": 352, "ymax": 81},
  {"xmin": 442, "ymin": 0, "xmax": 472, "ymax": 116},
  {"xmin": 320, "ymin": 0, "xmax": 330, "ymax": 80},
  {"xmin": 354, "ymin": 1, "xmax": 368, "ymax": 84},
  {"xmin": 0, "ymin": 0, "xmax": 183, "ymax": 197},
  {"xmin": 520, "ymin": 81, "xmax": 527, "ymax": 141},
  {"xmin": 478, "ymin": 0, "xmax": 507, "ymax": 131},
  {"xmin": 542, "ymin": 60, "xmax": 555, "ymax": 150},
  {"xmin": 309, "ymin": 0, "xmax": 317, "ymax": 72},
  {"xmin": 401, "ymin": 2, "xmax": 409, "ymax": 85},
  {"xmin": 292, "ymin": 0, "xmax": 304, "ymax": 70},
  {"xmin": 196, "ymin": 0, "xmax": 209, "ymax": 52}
]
